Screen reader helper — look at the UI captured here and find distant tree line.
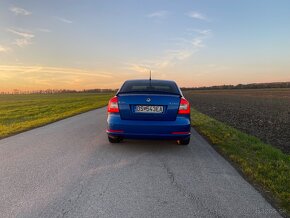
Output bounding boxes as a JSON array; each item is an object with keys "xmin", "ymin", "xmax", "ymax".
[
  {"xmin": 2, "ymin": 81, "xmax": 289, "ymax": 94},
  {"xmin": 181, "ymin": 82, "xmax": 290, "ymax": 91},
  {"xmin": 0, "ymin": 88, "xmax": 118, "ymax": 95}
]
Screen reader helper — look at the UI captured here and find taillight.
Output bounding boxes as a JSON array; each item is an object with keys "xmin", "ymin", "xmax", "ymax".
[
  {"xmin": 178, "ymin": 97, "xmax": 190, "ymax": 114},
  {"xmin": 107, "ymin": 96, "xmax": 119, "ymax": 113}
]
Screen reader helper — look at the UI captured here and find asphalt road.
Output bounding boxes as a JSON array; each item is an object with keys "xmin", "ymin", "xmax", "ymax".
[{"xmin": 0, "ymin": 108, "xmax": 281, "ymax": 218}]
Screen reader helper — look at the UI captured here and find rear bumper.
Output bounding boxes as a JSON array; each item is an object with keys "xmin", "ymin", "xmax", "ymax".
[{"xmin": 107, "ymin": 113, "xmax": 191, "ymax": 140}]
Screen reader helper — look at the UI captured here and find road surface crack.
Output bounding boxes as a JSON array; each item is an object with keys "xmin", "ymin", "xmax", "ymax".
[
  {"xmin": 160, "ymin": 159, "xmax": 223, "ymax": 218},
  {"xmin": 60, "ymin": 182, "xmax": 84, "ymax": 218}
]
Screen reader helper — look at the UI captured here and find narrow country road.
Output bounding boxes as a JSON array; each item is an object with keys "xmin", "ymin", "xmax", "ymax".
[{"xmin": 0, "ymin": 108, "xmax": 281, "ymax": 217}]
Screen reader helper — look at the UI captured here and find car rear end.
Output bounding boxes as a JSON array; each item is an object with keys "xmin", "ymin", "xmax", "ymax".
[{"xmin": 106, "ymin": 80, "xmax": 191, "ymax": 145}]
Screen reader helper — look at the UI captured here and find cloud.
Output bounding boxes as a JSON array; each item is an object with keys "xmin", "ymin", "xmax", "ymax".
[
  {"xmin": 10, "ymin": 6, "xmax": 31, "ymax": 16},
  {"xmin": 147, "ymin": 10, "xmax": 169, "ymax": 18},
  {"xmin": 191, "ymin": 38, "xmax": 204, "ymax": 47},
  {"xmin": 0, "ymin": 65, "xmax": 113, "ymax": 78},
  {"xmin": 0, "ymin": 65, "xmax": 115, "ymax": 91},
  {"xmin": 7, "ymin": 28, "xmax": 35, "ymax": 48},
  {"xmin": 126, "ymin": 64, "xmax": 151, "ymax": 74},
  {"xmin": 7, "ymin": 28, "xmax": 34, "ymax": 38},
  {"xmin": 38, "ymin": 28, "xmax": 51, "ymax": 33},
  {"xmin": 165, "ymin": 49, "xmax": 194, "ymax": 60},
  {"xmin": 13, "ymin": 38, "xmax": 32, "ymax": 47},
  {"xmin": 126, "ymin": 29, "xmax": 212, "ymax": 73},
  {"xmin": 0, "ymin": 45, "xmax": 11, "ymax": 53},
  {"xmin": 187, "ymin": 11, "xmax": 208, "ymax": 21},
  {"xmin": 188, "ymin": 29, "xmax": 212, "ymax": 36},
  {"xmin": 54, "ymin": 16, "xmax": 73, "ymax": 24},
  {"xmin": 160, "ymin": 30, "xmax": 210, "ymax": 64}
]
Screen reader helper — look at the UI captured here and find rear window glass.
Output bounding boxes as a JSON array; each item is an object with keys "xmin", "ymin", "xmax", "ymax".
[{"xmin": 118, "ymin": 80, "xmax": 180, "ymax": 95}]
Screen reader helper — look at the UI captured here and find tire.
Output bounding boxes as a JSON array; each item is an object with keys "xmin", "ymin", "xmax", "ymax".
[
  {"xmin": 177, "ymin": 137, "xmax": 190, "ymax": 145},
  {"xmin": 108, "ymin": 136, "xmax": 123, "ymax": 143}
]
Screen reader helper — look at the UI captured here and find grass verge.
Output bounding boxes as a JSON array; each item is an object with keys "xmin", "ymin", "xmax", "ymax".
[
  {"xmin": 0, "ymin": 93, "xmax": 112, "ymax": 138},
  {"xmin": 191, "ymin": 108, "xmax": 290, "ymax": 216}
]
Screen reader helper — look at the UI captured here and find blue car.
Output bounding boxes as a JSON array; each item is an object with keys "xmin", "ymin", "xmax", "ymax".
[{"xmin": 106, "ymin": 79, "xmax": 191, "ymax": 145}]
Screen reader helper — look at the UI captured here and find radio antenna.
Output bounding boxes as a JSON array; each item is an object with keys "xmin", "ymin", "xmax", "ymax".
[{"xmin": 149, "ymin": 70, "xmax": 152, "ymax": 87}]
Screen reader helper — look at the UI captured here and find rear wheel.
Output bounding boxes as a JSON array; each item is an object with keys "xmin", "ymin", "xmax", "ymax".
[
  {"xmin": 108, "ymin": 136, "xmax": 123, "ymax": 143},
  {"xmin": 177, "ymin": 137, "xmax": 190, "ymax": 145}
]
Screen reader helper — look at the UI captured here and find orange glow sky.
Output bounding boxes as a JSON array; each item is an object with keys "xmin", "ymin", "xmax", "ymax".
[{"xmin": 1, "ymin": 0, "xmax": 290, "ymax": 92}]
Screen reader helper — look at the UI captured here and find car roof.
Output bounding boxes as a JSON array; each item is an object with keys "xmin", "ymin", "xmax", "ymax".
[
  {"xmin": 124, "ymin": 79, "xmax": 176, "ymax": 83},
  {"xmin": 117, "ymin": 79, "xmax": 182, "ymax": 95}
]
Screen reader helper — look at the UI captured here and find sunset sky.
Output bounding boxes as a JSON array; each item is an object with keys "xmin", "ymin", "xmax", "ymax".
[{"xmin": 0, "ymin": 0, "xmax": 290, "ymax": 91}]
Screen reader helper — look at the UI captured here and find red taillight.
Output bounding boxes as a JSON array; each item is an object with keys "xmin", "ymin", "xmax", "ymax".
[
  {"xmin": 107, "ymin": 96, "xmax": 119, "ymax": 113},
  {"xmin": 106, "ymin": 129, "xmax": 124, "ymax": 133},
  {"xmin": 171, "ymin": 131, "xmax": 191, "ymax": 134},
  {"xmin": 178, "ymin": 97, "xmax": 190, "ymax": 114}
]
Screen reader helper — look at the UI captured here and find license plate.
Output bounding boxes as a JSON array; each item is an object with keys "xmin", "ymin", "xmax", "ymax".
[{"xmin": 135, "ymin": 105, "xmax": 164, "ymax": 113}]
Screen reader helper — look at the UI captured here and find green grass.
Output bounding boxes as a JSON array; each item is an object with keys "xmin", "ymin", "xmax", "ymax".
[
  {"xmin": 191, "ymin": 108, "xmax": 290, "ymax": 216},
  {"xmin": 0, "ymin": 93, "xmax": 112, "ymax": 138}
]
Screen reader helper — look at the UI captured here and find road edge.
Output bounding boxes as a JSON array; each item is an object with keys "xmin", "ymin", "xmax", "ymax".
[
  {"xmin": 190, "ymin": 108, "xmax": 289, "ymax": 218},
  {"xmin": 0, "ymin": 106, "xmax": 107, "ymax": 141}
]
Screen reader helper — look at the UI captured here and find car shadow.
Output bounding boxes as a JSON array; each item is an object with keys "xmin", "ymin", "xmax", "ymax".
[{"xmin": 107, "ymin": 139, "xmax": 188, "ymax": 154}]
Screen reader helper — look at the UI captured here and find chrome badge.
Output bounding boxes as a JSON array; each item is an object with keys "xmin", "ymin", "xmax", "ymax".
[{"xmin": 146, "ymin": 98, "xmax": 151, "ymax": 102}]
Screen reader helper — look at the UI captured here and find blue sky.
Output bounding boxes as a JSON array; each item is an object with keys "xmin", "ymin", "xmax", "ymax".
[{"xmin": 0, "ymin": 0, "xmax": 290, "ymax": 91}]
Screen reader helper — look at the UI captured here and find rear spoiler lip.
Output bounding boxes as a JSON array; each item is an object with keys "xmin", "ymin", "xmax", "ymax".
[{"xmin": 116, "ymin": 92, "xmax": 182, "ymax": 97}]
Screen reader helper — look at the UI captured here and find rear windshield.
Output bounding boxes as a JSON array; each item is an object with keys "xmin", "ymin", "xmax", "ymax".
[{"xmin": 118, "ymin": 80, "xmax": 180, "ymax": 95}]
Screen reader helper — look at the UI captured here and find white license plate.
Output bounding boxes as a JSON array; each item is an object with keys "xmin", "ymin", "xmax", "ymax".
[{"xmin": 135, "ymin": 105, "xmax": 164, "ymax": 113}]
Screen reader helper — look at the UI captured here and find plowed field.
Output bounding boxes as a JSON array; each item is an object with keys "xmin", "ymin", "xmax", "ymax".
[{"xmin": 184, "ymin": 88, "xmax": 290, "ymax": 153}]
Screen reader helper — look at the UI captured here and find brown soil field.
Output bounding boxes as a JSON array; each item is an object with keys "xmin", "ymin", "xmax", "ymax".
[{"xmin": 184, "ymin": 88, "xmax": 290, "ymax": 153}]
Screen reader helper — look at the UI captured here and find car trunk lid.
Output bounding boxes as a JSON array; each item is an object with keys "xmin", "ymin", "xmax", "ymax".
[{"xmin": 118, "ymin": 94, "xmax": 180, "ymax": 121}]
